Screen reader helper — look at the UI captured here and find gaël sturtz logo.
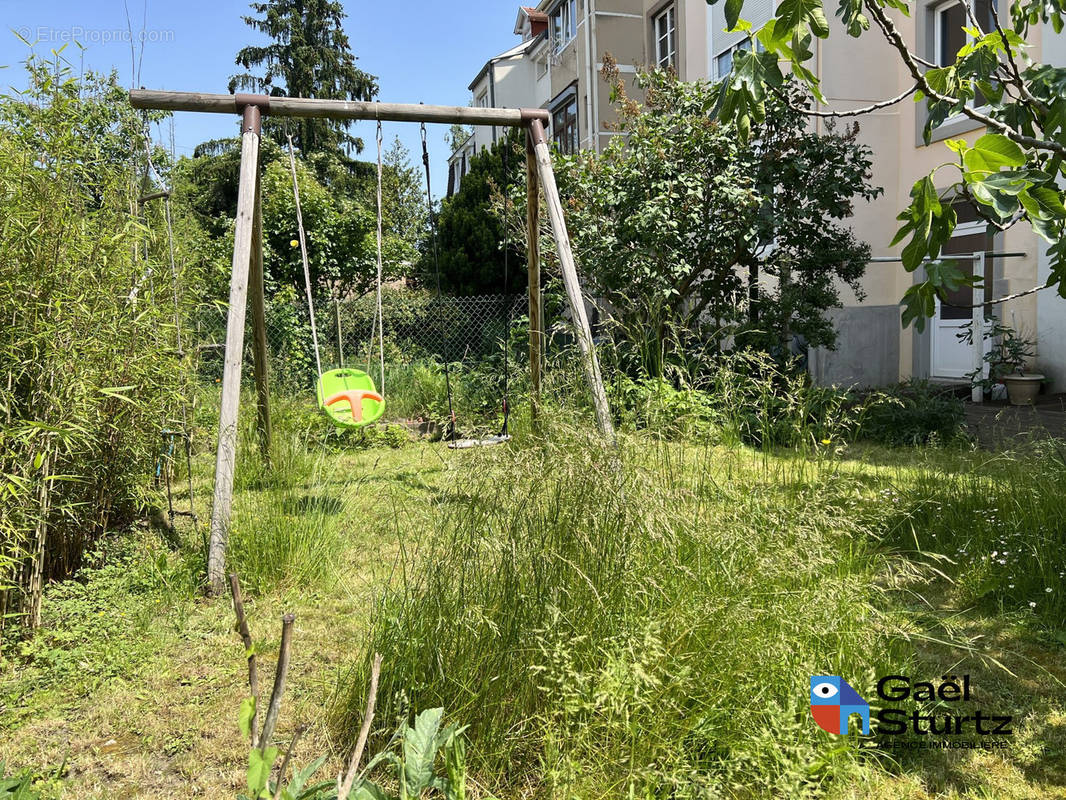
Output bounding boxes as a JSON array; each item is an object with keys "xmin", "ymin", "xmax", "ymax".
[
  {"xmin": 810, "ymin": 676, "xmax": 871, "ymax": 735},
  {"xmin": 809, "ymin": 674, "xmax": 1013, "ymax": 749}
]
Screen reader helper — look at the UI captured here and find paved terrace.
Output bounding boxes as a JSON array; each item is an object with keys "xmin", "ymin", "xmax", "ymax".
[{"xmin": 964, "ymin": 392, "xmax": 1066, "ymax": 448}]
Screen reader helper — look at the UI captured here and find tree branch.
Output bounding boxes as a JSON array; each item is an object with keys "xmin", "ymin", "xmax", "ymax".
[
  {"xmin": 229, "ymin": 573, "xmax": 260, "ymax": 749},
  {"xmin": 337, "ymin": 653, "xmax": 383, "ymax": 800},
  {"xmin": 943, "ymin": 277, "xmax": 1057, "ymax": 309},
  {"xmin": 258, "ymin": 613, "xmax": 295, "ymax": 753},
  {"xmin": 989, "ymin": 11, "xmax": 1049, "ymax": 115},
  {"xmin": 863, "ymin": 0, "xmax": 1066, "ymax": 155},
  {"xmin": 772, "ymin": 83, "xmax": 920, "ymax": 118},
  {"xmin": 273, "ymin": 725, "xmax": 307, "ymax": 800}
]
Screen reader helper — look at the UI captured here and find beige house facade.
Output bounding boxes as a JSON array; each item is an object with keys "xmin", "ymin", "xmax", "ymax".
[
  {"xmin": 446, "ymin": 35, "xmax": 542, "ymax": 195},
  {"xmin": 708, "ymin": 3, "xmax": 1066, "ymax": 391},
  {"xmin": 453, "ymin": 2, "xmax": 1065, "ymax": 392},
  {"xmin": 524, "ymin": 0, "xmax": 707, "ymax": 153},
  {"xmin": 524, "ymin": 0, "xmax": 708, "ymax": 154},
  {"xmin": 450, "ymin": 0, "xmax": 709, "ymax": 171}
]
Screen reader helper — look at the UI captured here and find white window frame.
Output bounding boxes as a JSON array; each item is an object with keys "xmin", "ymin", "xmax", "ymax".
[
  {"xmin": 551, "ymin": 0, "xmax": 578, "ymax": 54},
  {"xmin": 475, "ymin": 90, "xmax": 489, "ymax": 109},
  {"xmin": 654, "ymin": 6, "xmax": 677, "ymax": 69},
  {"xmin": 931, "ymin": 0, "xmax": 997, "ymax": 123},
  {"xmin": 714, "ymin": 39, "xmax": 752, "ymax": 80}
]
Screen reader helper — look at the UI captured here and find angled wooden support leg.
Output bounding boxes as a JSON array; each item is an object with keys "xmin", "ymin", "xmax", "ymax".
[
  {"xmin": 207, "ymin": 104, "xmax": 263, "ymax": 595},
  {"xmin": 250, "ymin": 168, "xmax": 273, "ymax": 463},
  {"xmin": 527, "ymin": 119, "xmax": 615, "ymax": 445}
]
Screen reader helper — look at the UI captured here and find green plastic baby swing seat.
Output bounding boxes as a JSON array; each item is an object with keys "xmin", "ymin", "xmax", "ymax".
[{"xmin": 317, "ymin": 369, "xmax": 385, "ymax": 428}]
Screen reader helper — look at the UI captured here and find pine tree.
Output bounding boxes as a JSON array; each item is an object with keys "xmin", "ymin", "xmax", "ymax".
[
  {"xmin": 433, "ymin": 132, "xmax": 525, "ymax": 295},
  {"xmin": 229, "ymin": 0, "xmax": 378, "ymax": 156}
]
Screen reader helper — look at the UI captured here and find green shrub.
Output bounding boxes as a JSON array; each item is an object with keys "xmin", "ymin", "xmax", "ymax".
[
  {"xmin": 0, "ymin": 55, "xmax": 191, "ymax": 626},
  {"xmin": 3, "ymin": 533, "xmax": 195, "ymax": 695},
  {"xmin": 608, "ymin": 374, "xmax": 719, "ymax": 439},
  {"xmin": 859, "ymin": 381, "xmax": 967, "ymax": 447}
]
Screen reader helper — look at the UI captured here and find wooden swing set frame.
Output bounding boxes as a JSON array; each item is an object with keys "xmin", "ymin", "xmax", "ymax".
[{"xmin": 129, "ymin": 89, "xmax": 615, "ymax": 595}]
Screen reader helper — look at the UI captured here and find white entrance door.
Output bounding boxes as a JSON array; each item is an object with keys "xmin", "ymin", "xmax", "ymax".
[
  {"xmin": 931, "ymin": 299, "xmax": 974, "ymax": 378},
  {"xmin": 930, "ymin": 228, "xmax": 987, "ymax": 379}
]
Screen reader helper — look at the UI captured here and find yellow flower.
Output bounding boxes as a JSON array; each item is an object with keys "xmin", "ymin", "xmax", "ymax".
[
  {"xmin": 821, "ymin": 439, "xmax": 832, "ymax": 445},
  {"xmin": 290, "ymin": 239, "xmax": 299, "ymax": 248}
]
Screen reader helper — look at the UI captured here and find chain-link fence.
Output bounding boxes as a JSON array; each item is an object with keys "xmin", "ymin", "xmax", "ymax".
[{"xmin": 191, "ymin": 289, "xmax": 530, "ymax": 424}]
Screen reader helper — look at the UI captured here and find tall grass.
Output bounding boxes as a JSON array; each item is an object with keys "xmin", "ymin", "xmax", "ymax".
[
  {"xmin": 338, "ymin": 427, "xmax": 903, "ymax": 797},
  {"xmin": 227, "ymin": 419, "xmax": 352, "ymax": 595},
  {"xmin": 881, "ymin": 440, "xmax": 1066, "ymax": 624}
]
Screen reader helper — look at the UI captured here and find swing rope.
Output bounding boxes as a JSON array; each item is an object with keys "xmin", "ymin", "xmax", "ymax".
[
  {"xmin": 421, "ymin": 123, "xmax": 457, "ymax": 440},
  {"xmin": 138, "ymin": 121, "xmax": 182, "ymax": 352},
  {"xmin": 139, "ymin": 115, "xmax": 196, "ymax": 526},
  {"xmin": 163, "ymin": 196, "xmax": 183, "ymax": 356},
  {"xmin": 500, "ymin": 137, "xmax": 511, "ymax": 437},
  {"xmin": 372, "ymin": 120, "xmax": 386, "ymax": 396},
  {"xmin": 287, "ymin": 133, "xmax": 324, "ymax": 381}
]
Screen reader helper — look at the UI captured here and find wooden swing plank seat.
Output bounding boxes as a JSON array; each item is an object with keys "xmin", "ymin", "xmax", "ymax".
[{"xmin": 447, "ymin": 435, "xmax": 512, "ymax": 450}]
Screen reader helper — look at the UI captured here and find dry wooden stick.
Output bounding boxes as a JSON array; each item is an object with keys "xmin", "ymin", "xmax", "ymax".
[
  {"xmin": 272, "ymin": 724, "xmax": 307, "ymax": 800},
  {"xmin": 258, "ymin": 613, "xmax": 295, "ymax": 753},
  {"xmin": 337, "ymin": 653, "xmax": 383, "ymax": 800},
  {"xmin": 229, "ymin": 573, "xmax": 260, "ymax": 748}
]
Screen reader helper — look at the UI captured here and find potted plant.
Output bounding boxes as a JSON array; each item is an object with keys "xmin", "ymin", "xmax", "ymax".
[{"xmin": 963, "ymin": 321, "xmax": 1044, "ymax": 405}]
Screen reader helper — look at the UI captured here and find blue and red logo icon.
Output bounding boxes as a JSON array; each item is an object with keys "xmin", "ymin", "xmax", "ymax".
[{"xmin": 810, "ymin": 676, "xmax": 870, "ymax": 735}]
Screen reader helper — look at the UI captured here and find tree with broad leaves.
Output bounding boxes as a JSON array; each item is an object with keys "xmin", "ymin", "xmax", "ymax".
[
  {"xmin": 706, "ymin": 0, "xmax": 1066, "ymax": 330},
  {"xmin": 553, "ymin": 66, "xmax": 879, "ymax": 375},
  {"xmin": 229, "ymin": 0, "xmax": 378, "ymax": 157},
  {"xmin": 444, "ymin": 124, "xmax": 473, "ymax": 153},
  {"xmin": 175, "ymin": 138, "xmax": 421, "ymax": 302},
  {"xmin": 735, "ymin": 83, "xmax": 882, "ymax": 352}
]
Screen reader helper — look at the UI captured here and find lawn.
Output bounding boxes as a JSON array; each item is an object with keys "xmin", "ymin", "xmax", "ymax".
[{"xmin": 1, "ymin": 402, "xmax": 1064, "ymax": 799}]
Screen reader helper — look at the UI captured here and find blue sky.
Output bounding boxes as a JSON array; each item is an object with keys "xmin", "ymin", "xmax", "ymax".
[{"xmin": 0, "ymin": 0, "xmax": 523, "ymax": 193}]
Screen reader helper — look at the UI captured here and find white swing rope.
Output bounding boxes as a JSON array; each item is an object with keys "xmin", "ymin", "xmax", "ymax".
[
  {"xmin": 373, "ymin": 120, "xmax": 386, "ymax": 397},
  {"xmin": 287, "ymin": 133, "xmax": 324, "ymax": 382}
]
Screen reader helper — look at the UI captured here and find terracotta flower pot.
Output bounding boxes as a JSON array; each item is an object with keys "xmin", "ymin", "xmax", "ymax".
[{"xmin": 1002, "ymin": 373, "xmax": 1044, "ymax": 406}]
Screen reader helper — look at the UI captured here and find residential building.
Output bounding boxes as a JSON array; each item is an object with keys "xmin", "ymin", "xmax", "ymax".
[
  {"xmin": 447, "ymin": 34, "xmax": 542, "ymax": 196},
  {"xmin": 709, "ymin": 3, "xmax": 1066, "ymax": 392},
  {"xmin": 529, "ymin": 0, "xmax": 708, "ymax": 154},
  {"xmin": 449, "ymin": 0, "xmax": 709, "ymax": 189}
]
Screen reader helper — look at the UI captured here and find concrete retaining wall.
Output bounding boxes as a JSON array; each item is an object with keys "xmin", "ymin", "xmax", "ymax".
[{"xmin": 809, "ymin": 305, "xmax": 901, "ymax": 388}]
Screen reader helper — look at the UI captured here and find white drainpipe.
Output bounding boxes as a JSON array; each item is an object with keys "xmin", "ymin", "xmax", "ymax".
[
  {"xmin": 591, "ymin": 0, "xmax": 601, "ymax": 152},
  {"xmin": 584, "ymin": 0, "xmax": 598, "ymax": 152}
]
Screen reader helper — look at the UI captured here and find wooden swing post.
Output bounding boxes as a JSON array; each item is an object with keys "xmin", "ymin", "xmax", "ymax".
[
  {"xmin": 526, "ymin": 133, "xmax": 543, "ymax": 423},
  {"xmin": 206, "ymin": 100, "xmax": 270, "ymax": 596},
  {"xmin": 250, "ymin": 166, "xmax": 273, "ymax": 465},
  {"xmin": 528, "ymin": 119, "xmax": 615, "ymax": 444},
  {"xmin": 129, "ymin": 89, "xmax": 616, "ymax": 595}
]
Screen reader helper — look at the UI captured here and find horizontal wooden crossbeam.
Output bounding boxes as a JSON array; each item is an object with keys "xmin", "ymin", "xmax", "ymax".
[{"xmin": 129, "ymin": 89, "xmax": 549, "ymax": 127}]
